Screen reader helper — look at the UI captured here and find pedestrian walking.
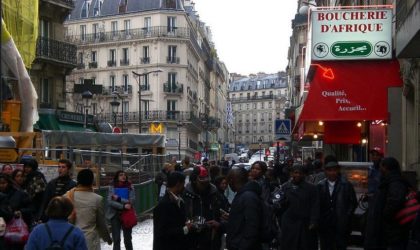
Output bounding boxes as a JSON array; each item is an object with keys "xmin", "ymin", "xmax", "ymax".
[
  {"xmin": 25, "ymin": 196, "xmax": 88, "ymax": 250},
  {"xmin": 153, "ymin": 171, "xmax": 191, "ymax": 250},
  {"xmin": 183, "ymin": 166, "xmax": 223, "ymax": 250},
  {"xmin": 154, "ymin": 163, "xmax": 175, "ymax": 200},
  {"xmin": 280, "ymin": 164, "xmax": 319, "ymax": 250},
  {"xmin": 40, "ymin": 159, "xmax": 76, "ymax": 221},
  {"xmin": 249, "ymin": 161, "xmax": 271, "ymax": 202},
  {"xmin": 65, "ymin": 169, "xmax": 112, "ymax": 250},
  {"xmin": 106, "ymin": 170, "xmax": 135, "ymax": 250},
  {"xmin": 317, "ymin": 159, "xmax": 357, "ymax": 250},
  {"xmin": 364, "ymin": 157, "xmax": 410, "ymax": 250},
  {"xmin": 214, "ymin": 176, "xmax": 230, "ymax": 213},
  {"xmin": 368, "ymin": 147, "xmax": 384, "ymax": 195},
  {"xmin": 225, "ymin": 167, "xmax": 262, "ymax": 250}
]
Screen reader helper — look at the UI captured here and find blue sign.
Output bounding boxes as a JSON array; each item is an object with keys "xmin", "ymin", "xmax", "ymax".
[{"xmin": 275, "ymin": 119, "xmax": 291, "ymax": 140}]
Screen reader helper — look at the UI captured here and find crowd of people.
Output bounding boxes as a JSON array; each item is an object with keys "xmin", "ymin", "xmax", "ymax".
[
  {"xmin": 0, "ymin": 158, "xmax": 136, "ymax": 250},
  {"xmin": 153, "ymin": 151, "xmax": 420, "ymax": 250}
]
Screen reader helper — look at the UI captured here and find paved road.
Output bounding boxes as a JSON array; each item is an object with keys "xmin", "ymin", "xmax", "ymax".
[{"xmin": 101, "ymin": 218, "xmax": 363, "ymax": 250}]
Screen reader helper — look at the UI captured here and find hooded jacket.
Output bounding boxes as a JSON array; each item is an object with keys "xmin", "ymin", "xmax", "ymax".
[{"xmin": 226, "ymin": 180, "xmax": 262, "ymax": 250}]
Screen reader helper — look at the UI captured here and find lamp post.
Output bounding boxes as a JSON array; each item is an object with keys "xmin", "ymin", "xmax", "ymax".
[
  {"xmin": 112, "ymin": 92, "xmax": 124, "ymax": 133},
  {"xmin": 177, "ymin": 120, "xmax": 182, "ymax": 160},
  {"xmin": 110, "ymin": 97, "xmax": 120, "ymax": 127},
  {"xmin": 258, "ymin": 137, "xmax": 263, "ymax": 161},
  {"xmin": 81, "ymin": 90, "xmax": 93, "ymax": 128},
  {"xmin": 298, "ymin": 0, "xmax": 317, "ymax": 14},
  {"xmin": 132, "ymin": 69, "xmax": 163, "ymax": 134}
]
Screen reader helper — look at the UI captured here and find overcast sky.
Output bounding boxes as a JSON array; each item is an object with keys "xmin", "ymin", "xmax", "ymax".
[{"xmin": 193, "ymin": 0, "xmax": 298, "ymax": 76}]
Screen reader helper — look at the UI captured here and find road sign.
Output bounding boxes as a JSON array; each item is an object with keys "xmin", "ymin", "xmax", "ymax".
[
  {"xmin": 275, "ymin": 119, "xmax": 291, "ymax": 141},
  {"xmin": 0, "ymin": 149, "xmax": 18, "ymax": 162},
  {"xmin": 112, "ymin": 127, "xmax": 121, "ymax": 133}
]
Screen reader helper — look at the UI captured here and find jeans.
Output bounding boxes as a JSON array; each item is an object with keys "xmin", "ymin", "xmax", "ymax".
[{"xmin": 111, "ymin": 214, "xmax": 133, "ymax": 250}]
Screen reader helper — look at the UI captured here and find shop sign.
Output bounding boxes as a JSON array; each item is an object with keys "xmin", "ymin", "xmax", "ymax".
[
  {"xmin": 311, "ymin": 8, "xmax": 392, "ymax": 60},
  {"xmin": 57, "ymin": 111, "xmax": 94, "ymax": 124},
  {"xmin": 149, "ymin": 123, "xmax": 164, "ymax": 134}
]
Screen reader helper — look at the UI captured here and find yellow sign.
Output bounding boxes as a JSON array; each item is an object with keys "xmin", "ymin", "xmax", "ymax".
[
  {"xmin": 150, "ymin": 123, "xmax": 164, "ymax": 134},
  {"xmin": 0, "ymin": 149, "xmax": 18, "ymax": 162}
]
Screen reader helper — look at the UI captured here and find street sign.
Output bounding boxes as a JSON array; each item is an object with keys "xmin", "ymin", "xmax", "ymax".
[
  {"xmin": 311, "ymin": 8, "xmax": 392, "ymax": 61},
  {"xmin": 275, "ymin": 119, "xmax": 291, "ymax": 141},
  {"xmin": 0, "ymin": 149, "xmax": 18, "ymax": 162},
  {"xmin": 112, "ymin": 127, "xmax": 121, "ymax": 133}
]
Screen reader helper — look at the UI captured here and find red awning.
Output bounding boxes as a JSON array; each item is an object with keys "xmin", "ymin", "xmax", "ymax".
[{"xmin": 294, "ymin": 60, "xmax": 402, "ymax": 144}]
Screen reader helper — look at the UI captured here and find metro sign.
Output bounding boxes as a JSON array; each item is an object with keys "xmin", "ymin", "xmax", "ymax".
[{"xmin": 311, "ymin": 7, "xmax": 392, "ymax": 61}]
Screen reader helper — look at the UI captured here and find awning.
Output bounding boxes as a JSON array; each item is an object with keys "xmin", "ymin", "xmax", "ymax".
[
  {"xmin": 36, "ymin": 111, "xmax": 96, "ymax": 132},
  {"xmin": 294, "ymin": 60, "xmax": 402, "ymax": 144}
]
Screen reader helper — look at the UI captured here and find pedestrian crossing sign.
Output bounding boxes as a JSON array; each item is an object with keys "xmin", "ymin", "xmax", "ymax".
[{"xmin": 275, "ymin": 119, "xmax": 291, "ymax": 141}]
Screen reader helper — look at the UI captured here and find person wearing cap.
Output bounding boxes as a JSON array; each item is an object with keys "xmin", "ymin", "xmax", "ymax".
[
  {"xmin": 368, "ymin": 147, "xmax": 384, "ymax": 194},
  {"xmin": 280, "ymin": 164, "xmax": 319, "ymax": 250},
  {"xmin": 183, "ymin": 166, "xmax": 224, "ymax": 250},
  {"xmin": 317, "ymin": 158, "xmax": 357, "ymax": 250}
]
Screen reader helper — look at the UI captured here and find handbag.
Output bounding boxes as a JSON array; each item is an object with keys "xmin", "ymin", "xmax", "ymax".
[
  {"xmin": 120, "ymin": 207, "xmax": 137, "ymax": 229},
  {"xmin": 4, "ymin": 217, "xmax": 29, "ymax": 244},
  {"xmin": 395, "ymin": 191, "xmax": 420, "ymax": 225}
]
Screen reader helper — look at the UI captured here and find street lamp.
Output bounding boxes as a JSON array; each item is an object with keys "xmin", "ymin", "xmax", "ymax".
[
  {"xmin": 177, "ymin": 121, "xmax": 182, "ymax": 160},
  {"xmin": 81, "ymin": 90, "xmax": 93, "ymax": 128},
  {"xmin": 298, "ymin": 0, "xmax": 317, "ymax": 15},
  {"xmin": 132, "ymin": 69, "xmax": 163, "ymax": 134},
  {"xmin": 258, "ymin": 136, "xmax": 263, "ymax": 161},
  {"xmin": 112, "ymin": 92, "xmax": 124, "ymax": 133},
  {"xmin": 110, "ymin": 97, "xmax": 120, "ymax": 127}
]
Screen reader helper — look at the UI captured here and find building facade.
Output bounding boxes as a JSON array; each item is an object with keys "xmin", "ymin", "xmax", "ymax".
[
  {"xmin": 229, "ymin": 73, "xmax": 288, "ymax": 150},
  {"xmin": 64, "ymin": 0, "xmax": 229, "ymax": 159}
]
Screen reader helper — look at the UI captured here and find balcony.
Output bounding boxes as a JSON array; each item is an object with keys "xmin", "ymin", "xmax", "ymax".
[
  {"xmin": 65, "ymin": 26, "xmax": 190, "ymax": 45},
  {"xmin": 107, "ymin": 60, "xmax": 116, "ymax": 67},
  {"xmin": 88, "ymin": 61, "xmax": 97, "ymax": 69},
  {"xmin": 163, "ymin": 83, "xmax": 183, "ymax": 94},
  {"xmin": 120, "ymin": 59, "xmax": 129, "ymax": 66},
  {"xmin": 35, "ymin": 37, "xmax": 77, "ymax": 67},
  {"xmin": 76, "ymin": 63, "xmax": 85, "ymax": 70},
  {"xmin": 96, "ymin": 110, "xmax": 200, "ymax": 124},
  {"xmin": 141, "ymin": 57, "xmax": 150, "ymax": 64},
  {"xmin": 166, "ymin": 57, "xmax": 180, "ymax": 64},
  {"xmin": 230, "ymin": 94, "xmax": 277, "ymax": 102},
  {"xmin": 105, "ymin": 85, "xmax": 133, "ymax": 96}
]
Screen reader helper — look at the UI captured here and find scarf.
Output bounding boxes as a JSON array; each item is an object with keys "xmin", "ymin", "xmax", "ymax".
[{"xmin": 66, "ymin": 185, "xmax": 94, "ymax": 224}]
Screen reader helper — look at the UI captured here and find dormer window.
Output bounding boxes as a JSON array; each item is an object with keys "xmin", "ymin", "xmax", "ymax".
[{"xmin": 163, "ymin": 0, "xmax": 176, "ymax": 9}]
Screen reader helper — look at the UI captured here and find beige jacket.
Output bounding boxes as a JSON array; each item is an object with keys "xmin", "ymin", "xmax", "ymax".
[{"xmin": 65, "ymin": 189, "xmax": 112, "ymax": 250}]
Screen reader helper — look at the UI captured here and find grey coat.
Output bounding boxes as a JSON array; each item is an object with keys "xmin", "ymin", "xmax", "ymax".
[{"xmin": 105, "ymin": 185, "xmax": 135, "ymax": 221}]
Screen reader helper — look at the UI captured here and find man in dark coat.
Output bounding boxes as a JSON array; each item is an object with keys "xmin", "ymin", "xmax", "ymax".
[
  {"xmin": 40, "ymin": 159, "xmax": 76, "ymax": 221},
  {"xmin": 183, "ymin": 166, "xmax": 223, "ymax": 250},
  {"xmin": 226, "ymin": 167, "xmax": 262, "ymax": 250},
  {"xmin": 153, "ymin": 171, "xmax": 190, "ymax": 250},
  {"xmin": 280, "ymin": 164, "xmax": 320, "ymax": 250},
  {"xmin": 318, "ymin": 160, "xmax": 357, "ymax": 250},
  {"xmin": 21, "ymin": 158, "xmax": 46, "ymax": 221},
  {"xmin": 364, "ymin": 157, "xmax": 410, "ymax": 250}
]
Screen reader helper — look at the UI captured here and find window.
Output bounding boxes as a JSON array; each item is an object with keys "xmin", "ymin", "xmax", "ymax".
[
  {"xmin": 143, "ymin": 74, "xmax": 150, "ymax": 91},
  {"xmin": 111, "ymin": 21, "xmax": 118, "ymax": 36},
  {"xmin": 167, "ymin": 100, "xmax": 177, "ymax": 119},
  {"xmin": 92, "ymin": 103, "xmax": 97, "ymax": 114},
  {"xmin": 121, "ymin": 48, "xmax": 129, "ymax": 65},
  {"xmin": 110, "ymin": 75, "xmax": 115, "ymax": 92},
  {"xmin": 92, "ymin": 23, "xmax": 99, "ymax": 39},
  {"xmin": 261, "ymin": 102, "xmax": 264, "ymax": 109},
  {"xmin": 269, "ymin": 124, "xmax": 272, "ymax": 131},
  {"xmin": 167, "ymin": 16, "xmax": 176, "ymax": 32},
  {"xmin": 239, "ymin": 104, "xmax": 242, "ymax": 110},
  {"xmin": 109, "ymin": 49, "xmax": 116, "ymax": 65},
  {"xmin": 142, "ymin": 46, "xmax": 149, "ymax": 63},
  {"xmin": 253, "ymin": 103, "xmax": 256, "ymax": 109},
  {"xmin": 80, "ymin": 25, "xmax": 86, "ymax": 41},
  {"xmin": 144, "ymin": 17, "xmax": 151, "ymax": 32},
  {"xmin": 247, "ymin": 93, "xmax": 250, "ymax": 99},
  {"xmin": 78, "ymin": 52, "xmax": 84, "ymax": 64},
  {"xmin": 91, "ymin": 51, "xmax": 97, "ymax": 62},
  {"xmin": 262, "ymin": 91, "xmax": 265, "ymax": 96},
  {"xmin": 168, "ymin": 46, "xmax": 177, "ymax": 63},
  {"xmin": 122, "ymin": 74, "xmax": 129, "ymax": 92},
  {"xmin": 124, "ymin": 20, "xmax": 130, "ymax": 35},
  {"xmin": 123, "ymin": 101, "xmax": 129, "ymax": 121},
  {"xmin": 246, "ymin": 104, "xmax": 249, "ymax": 110},
  {"xmin": 269, "ymin": 101, "xmax": 272, "ymax": 108},
  {"xmin": 41, "ymin": 78, "xmax": 50, "ymax": 104},
  {"xmin": 269, "ymin": 90, "xmax": 273, "ymax": 97},
  {"xmin": 167, "ymin": 73, "xmax": 177, "ymax": 92},
  {"xmin": 81, "ymin": 1, "xmax": 89, "ymax": 18},
  {"xmin": 40, "ymin": 19, "xmax": 50, "ymax": 38}
]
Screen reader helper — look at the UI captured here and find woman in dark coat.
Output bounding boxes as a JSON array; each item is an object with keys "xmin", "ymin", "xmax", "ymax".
[
  {"xmin": 280, "ymin": 165, "xmax": 320, "ymax": 250},
  {"xmin": 0, "ymin": 174, "xmax": 33, "ymax": 250}
]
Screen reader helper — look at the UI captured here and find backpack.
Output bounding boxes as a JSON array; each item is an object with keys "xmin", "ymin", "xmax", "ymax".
[
  {"xmin": 45, "ymin": 223, "xmax": 75, "ymax": 250},
  {"xmin": 260, "ymin": 199, "xmax": 280, "ymax": 243}
]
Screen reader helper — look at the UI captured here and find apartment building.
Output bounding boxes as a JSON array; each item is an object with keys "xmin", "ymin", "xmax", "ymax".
[
  {"xmin": 64, "ymin": 0, "xmax": 229, "ymax": 159},
  {"xmin": 229, "ymin": 73, "xmax": 288, "ymax": 149}
]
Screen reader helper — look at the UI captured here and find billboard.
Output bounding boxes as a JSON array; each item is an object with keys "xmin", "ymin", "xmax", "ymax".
[{"xmin": 311, "ymin": 8, "xmax": 392, "ymax": 60}]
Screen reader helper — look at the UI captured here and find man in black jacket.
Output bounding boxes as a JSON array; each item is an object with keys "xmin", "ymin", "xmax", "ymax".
[
  {"xmin": 318, "ymin": 159, "xmax": 357, "ymax": 250},
  {"xmin": 226, "ymin": 167, "xmax": 262, "ymax": 250},
  {"xmin": 153, "ymin": 171, "xmax": 191, "ymax": 250},
  {"xmin": 183, "ymin": 166, "xmax": 223, "ymax": 250},
  {"xmin": 364, "ymin": 157, "xmax": 410, "ymax": 250},
  {"xmin": 40, "ymin": 159, "xmax": 76, "ymax": 221}
]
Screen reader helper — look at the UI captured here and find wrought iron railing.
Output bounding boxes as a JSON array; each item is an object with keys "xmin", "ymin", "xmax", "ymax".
[
  {"xmin": 65, "ymin": 26, "xmax": 190, "ymax": 45},
  {"xmin": 141, "ymin": 57, "xmax": 150, "ymax": 64},
  {"xmin": 97, "ymin": 111, "xmax": 202, "ymax": 125},
  {"xmin": 166, "ymin": 57, "xmax": 180, "ymax": 64},
  {"xmin": 163, "ymin": 83, "xmax": 184, "ymax": 94},
  {"xmin": 230, "ymin": 94, "xmax": 278, "ymax": 102},
  {"xmin": 36, "ymin": 37, "xmax": 77, "ymax": 66}
]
